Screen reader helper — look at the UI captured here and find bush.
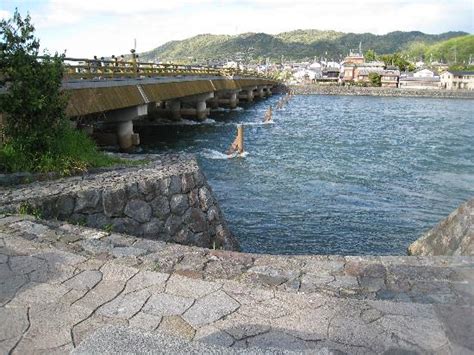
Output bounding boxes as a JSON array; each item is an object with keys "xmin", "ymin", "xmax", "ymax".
[{"xmin": 0, "ymin": 127, "xmax": 121, "ymax": 174}]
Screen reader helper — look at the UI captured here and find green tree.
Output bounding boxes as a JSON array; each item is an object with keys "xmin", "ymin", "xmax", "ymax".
[
  {"xmin": 364, "ymin": 49, "xmax": 377, "ymax": 62},
  {"xmin": 0, "ymin": 10, "xmax": 120, "ymax": 174},
  {"xmin": 368, "ymin": 73, "xmax": 381, "ymax": 87},
  {"xmin": 379, "ymin": 53, "xmax": 415, "ymax": 72},
  {"xmin": 0, "ymin": 9, "xmax": 67, "ymax": 153}
]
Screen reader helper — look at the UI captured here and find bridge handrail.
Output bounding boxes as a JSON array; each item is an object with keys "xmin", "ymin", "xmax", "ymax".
[{"xmin": 52, "ymin": 56, "xmax": 273, "ymax": 81}]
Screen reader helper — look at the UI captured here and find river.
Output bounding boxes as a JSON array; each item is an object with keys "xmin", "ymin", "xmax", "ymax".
[{"xmin": 138, "ymin": 94, "xmax": 474, "ymax": 255}]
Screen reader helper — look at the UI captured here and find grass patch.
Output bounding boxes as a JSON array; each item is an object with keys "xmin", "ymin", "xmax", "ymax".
[{"xmin": 0, "ymin": 127, "xmax": 137, "ymax": 176}]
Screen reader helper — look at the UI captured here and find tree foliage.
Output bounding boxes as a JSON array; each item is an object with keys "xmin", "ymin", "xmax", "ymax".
[
  {"xmin": 364, "ymin": 49, "xmax": 377, "ymax": 62},
  {"xmin": 404, "ymin": 35, "xmax": 474, "ymax": 64},
  {"xmin": 0, "ymin": 9, "xmax": 67, "ymax": 153},
  {"xmin": 0, "ymin": 10, "xmax": 119, "ymax": 174},
  {"xmin": 379, "ymin": 53, "xmax": 415, "ymax": 72},
  {"xmin": 368, "ymin": 73, "xmax": 381, "ymax": 87}
]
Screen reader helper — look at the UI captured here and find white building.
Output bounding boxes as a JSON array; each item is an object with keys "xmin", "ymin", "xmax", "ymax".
[
  {"xmin": 414, "ymin": 69, "xmax": 435, "ymax": 78},
  {"xmin": 293, "ymin": 69, "xmax": 316, "ymax": 82},
  {"xmin": 308, "ymin": 62, "xmax": 323, "ymax": 79},
  {"xmin": 440, "ymin": 71, "xmax": 474, "ymax": 90}
]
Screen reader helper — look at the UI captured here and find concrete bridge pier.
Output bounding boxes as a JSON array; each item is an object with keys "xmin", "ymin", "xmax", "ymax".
[
  {"xmin": 212, "ymin": 90, "xmax": 240, "ymax": 109},
  {"xmin": 168, "ymin": 100, "xmax": 182, "ymax": 121},
  {"xmin": 181, "ymin": 92, "xmax": 214, "ymax": 121},
  {"xmin": 263, "ymin": 85, "xmax": 273, "ymax": 96},
  {"xmin": 254, "ymin": 86, "xmax": 266, "ymax": 99},
  {"xmin": 239, "ymin": 87, "xmax": 256, "ymax": 102},
  {"xmin": 228, "ymin": 92, "xmax": 239, "ymax": 109},
  {"xmin": 106, "ymin": 104, "xmax": 147, "ymax": 151},
  {"xmin": 207, "ymin": 97, "xmax": 219, "ymax": 110},
  {"xmin": 195, "ymin": 100, "xmax": 208, "ymax": 121}
]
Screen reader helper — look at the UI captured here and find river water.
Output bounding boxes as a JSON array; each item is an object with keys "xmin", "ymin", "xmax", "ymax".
[{"xmin": 139, "ymin": 94, "xmax": 474, "ymax": 255}]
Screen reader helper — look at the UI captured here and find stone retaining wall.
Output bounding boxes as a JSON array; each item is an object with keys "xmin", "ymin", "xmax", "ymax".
[
  {"xmin": 408, "ymin": 198, "xmax": 473, "ymax": 256},
  {"xmin": 290, "ymin": 85, "xmax": 474, "ymax": 99},
  {"xmin": 0, "ymin": 154, "xmax": 239, "ymax": 251}
]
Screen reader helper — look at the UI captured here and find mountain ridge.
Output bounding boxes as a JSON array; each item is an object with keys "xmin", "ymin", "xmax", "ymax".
[{"xmin": 139, "ymin": 29, "xmax": 470, "ymax": 63}]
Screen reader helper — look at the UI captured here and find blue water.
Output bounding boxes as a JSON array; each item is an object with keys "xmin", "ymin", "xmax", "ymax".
[{"xmin": 139, "ymin": 95, "xmax": 474, "ymax": 255}]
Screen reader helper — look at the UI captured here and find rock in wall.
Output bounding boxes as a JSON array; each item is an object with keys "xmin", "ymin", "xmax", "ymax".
[
  {"xmin": 408, "ymin": 198, "xmax": 473, "ymax": 256},
  {"xmin": 0, "ymin": 154, "xmax": 240, "ymax": 251}
]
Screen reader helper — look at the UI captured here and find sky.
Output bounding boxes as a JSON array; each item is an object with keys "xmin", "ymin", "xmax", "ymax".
[{"xmin": 1, "ymin": 0, "xmax": 472, "ymax": 58}]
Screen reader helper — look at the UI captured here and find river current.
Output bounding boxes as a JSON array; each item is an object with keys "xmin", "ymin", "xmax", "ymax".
[{"xmin": 139, "ymin": 94, "xmax": 474, "ymax": 255}]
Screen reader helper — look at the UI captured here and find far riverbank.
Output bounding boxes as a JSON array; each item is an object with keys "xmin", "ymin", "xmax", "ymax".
[{"xmin": 290, "ymin": 85, "xmax": 474, "ymax": 99}]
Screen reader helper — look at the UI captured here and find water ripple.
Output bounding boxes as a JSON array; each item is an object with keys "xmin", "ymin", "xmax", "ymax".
[{"xmin": 141, "ymin": 95, "xmax": 474, "ymax": 255}]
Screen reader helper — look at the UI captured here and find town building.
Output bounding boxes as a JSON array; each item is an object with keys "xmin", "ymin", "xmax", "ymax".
[
  {"xmin": 380, "ymin": 70, "xmax": 400, "ymax": 88},
  {"xmin": 398, "ymin": 75, "xmax": 440, "ymax": 89},
  {"xmin": 440, "ymin": 71, "xmax": 474, "ymax": 90},
  {"xmin": 413, "ymin": 69, "xmax": 436, "ymax": 78}
]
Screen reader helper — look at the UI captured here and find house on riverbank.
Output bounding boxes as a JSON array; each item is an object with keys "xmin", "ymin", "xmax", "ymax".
[
  {"xmin": 440, "ymin": 71, "xmax": 474, "ymax": 90},
  {"xmin": 399, "ymin": 69, "xmax": 441, "ymax": 90}
]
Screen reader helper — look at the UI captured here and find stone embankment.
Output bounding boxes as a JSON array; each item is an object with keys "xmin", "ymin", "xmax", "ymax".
[
  {"xmin": 409, "ymin": 198, "xmax": 474, "ymax": 256},
  {"xmin": 0, "ymin": 154, "xmax": 239, "ymax": 251},
  {"xmin": 290, "ymin": 85, "xmax": 474, "ymax": 99}
]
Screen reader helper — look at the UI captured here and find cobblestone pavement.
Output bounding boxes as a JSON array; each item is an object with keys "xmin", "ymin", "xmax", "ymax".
[{"xmin": 0, "ymin": 215, "xmax": 473, "ymax": 354}]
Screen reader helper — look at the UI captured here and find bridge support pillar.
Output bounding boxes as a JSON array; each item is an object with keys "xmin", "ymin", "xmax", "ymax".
[
  {"xmin": 106, "ymin": 104, "xmax": 147, "ymax": 151},
  {"xmin": 264, "ymin": 86, "xmax": 273, "ymax": 96},
  {"xmin": 196, "ymin": 100, "xmax": 208, "ymax": 121},
  {"xmin": 229, "ymin": 92, "xmax": 238, "ymax": 109},
  {"xmin": 212, "ymin": 90, "xmax": 239, "ymax": 109},
  {"xmin": 239, "ymin": 88, "xmax": 255, "ymax": 102},
  {"xmin": 117, "ymin": 120, "xmax": 135, "ymax": 151},
  {"xmin": 254, "ymin": 86, "xmax": 265, "ymax": 99},
  {"xmin": 181, "ymin": 92, "xmax": 213, "ymax": 121},
  {"xmin": 169, "ymin": 100, "xmax": 181, "ymax": 121}
]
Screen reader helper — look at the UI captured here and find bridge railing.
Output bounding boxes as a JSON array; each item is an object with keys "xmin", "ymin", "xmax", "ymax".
[{"xmin": 61, "ymin": 57, "xmax": 271, "ymax": 81}]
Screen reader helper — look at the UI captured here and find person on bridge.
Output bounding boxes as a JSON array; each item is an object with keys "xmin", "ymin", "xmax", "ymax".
[
  {"xmin": 118, "ymin": 55, "xmax": 125, "ymax": 72},
  {"xmin": 90, "ymin": 56, "xmax": 99, "ymax": 74}
]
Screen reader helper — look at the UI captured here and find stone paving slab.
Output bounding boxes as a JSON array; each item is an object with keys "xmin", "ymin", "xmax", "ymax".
[
  {"xmin": 72, "ymin": 325, "xmax": 297, "ymax": 354},
  {"xmin": 2, "ymin": 216, "xmax": 472, "ymax": 306},
  {"xmin": 0, "ymin": 217, "xmax": 473, "ymax": 353}
]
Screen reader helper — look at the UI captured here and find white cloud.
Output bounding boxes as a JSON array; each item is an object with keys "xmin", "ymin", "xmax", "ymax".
[
  {"xmin": 0, "ymin": 10, "xmax": 11, "ymax": 20},
  {"xmin": 22, "ymin": 0, "xmax": 472, "ymax": 58}
]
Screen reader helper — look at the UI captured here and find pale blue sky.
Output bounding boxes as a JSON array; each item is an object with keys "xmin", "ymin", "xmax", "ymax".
[{"xmin": 1, "ymin": 0, "xmax": 472, "ymax": 58}]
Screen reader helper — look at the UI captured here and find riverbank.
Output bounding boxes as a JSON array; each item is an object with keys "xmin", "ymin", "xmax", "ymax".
[
  {"xmin": 290, "ymin": 85, "xmax": 474, "ymax": 99},
  {"xmin": 0, "ymin": 154, "xmax": 239, "ymax": 251}
]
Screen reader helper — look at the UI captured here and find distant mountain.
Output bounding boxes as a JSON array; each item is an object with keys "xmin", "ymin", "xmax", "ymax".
[{"xmin": 139, "ymin": 30, "xmax": 469, "ymax": 63}]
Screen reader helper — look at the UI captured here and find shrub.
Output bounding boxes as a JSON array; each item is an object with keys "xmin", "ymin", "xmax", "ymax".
[{"xmin": 368, "ymin": 73, "xmax": 382, "ymax": 87}]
